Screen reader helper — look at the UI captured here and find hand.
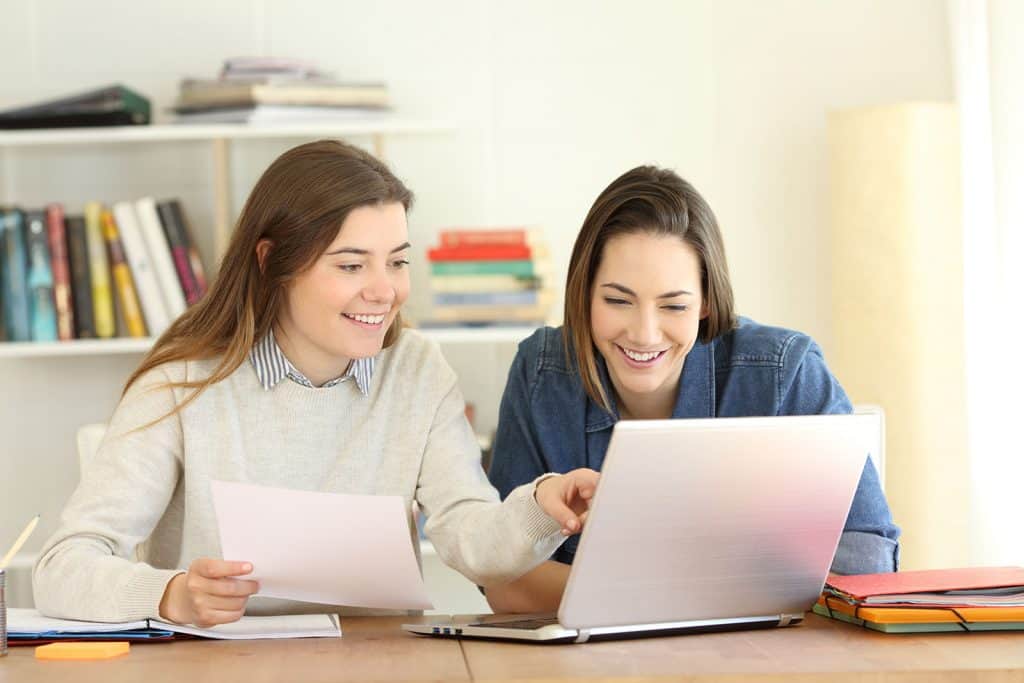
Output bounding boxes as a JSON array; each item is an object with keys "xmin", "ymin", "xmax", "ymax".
[
  {"xmin": 535, "ymin": 468, "xmax": 600, "ymax": 536},
  {"xmin": 159, "ymin": 558, "xmax": 260, "ymax": 627}
]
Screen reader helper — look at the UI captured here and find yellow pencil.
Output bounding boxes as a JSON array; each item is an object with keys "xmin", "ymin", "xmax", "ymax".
[{"xmin": 1, "ymin": 514, "xmax": 40, "ymax": 569}]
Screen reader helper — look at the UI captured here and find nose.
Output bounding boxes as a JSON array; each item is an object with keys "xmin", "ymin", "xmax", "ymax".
[
  {"xmin": 627, "ymin": 307, "xmax": 662, "ymax": 347},
  {"xmin": 362, "ymin": 267, "xmax": 395, "ymax": 305}
]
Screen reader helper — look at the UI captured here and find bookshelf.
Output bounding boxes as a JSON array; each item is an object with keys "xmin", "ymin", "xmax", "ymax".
[{"xmin": 0, "ymin": 327, "xmax": 536, "ymax": 358}]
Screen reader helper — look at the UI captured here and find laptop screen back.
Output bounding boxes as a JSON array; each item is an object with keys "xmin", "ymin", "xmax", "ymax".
[{"xmin": 557, "ymin": 414, "xmax": 875, "ymax": 630}]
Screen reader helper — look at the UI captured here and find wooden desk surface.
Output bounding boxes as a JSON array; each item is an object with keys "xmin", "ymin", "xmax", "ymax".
[{"xmin": 2, "ymin": 613, "xmax": 1023, "ymax": 683}]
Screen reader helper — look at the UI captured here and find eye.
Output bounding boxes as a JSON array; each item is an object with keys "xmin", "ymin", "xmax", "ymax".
[
  {"xmin": 661, "ymin": 304, "xmax": 689, "ymax": 312},
  {"xmin": 603, "ymin": 297, "xmax": 630, "ymax": 306},
  {"xmin": 337, "ymin": 264, "xmax": 362, "ymax": 273},
  {"xmin": 390, "ymin": 258, "xmax": 410, "ymax": 269}
]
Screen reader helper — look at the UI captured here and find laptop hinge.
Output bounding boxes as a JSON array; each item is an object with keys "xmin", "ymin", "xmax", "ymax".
[
  {"xmin": 574, "ymin": 629, "xmax": 592, "ymax": 644},
  {"xmin": 777, "ymin": 614, "xmax": 794, "ymax": 627}
]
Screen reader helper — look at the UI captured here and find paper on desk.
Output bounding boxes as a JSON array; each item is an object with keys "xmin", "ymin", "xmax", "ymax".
[{"xmin": 211, "ymin": 480, "xmax": 433, "ymax": 610}]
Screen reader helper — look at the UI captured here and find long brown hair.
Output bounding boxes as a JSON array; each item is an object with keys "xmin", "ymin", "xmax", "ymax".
[
  {"xmin": 124, "ymin": 139, "xmax": 413, "ymax": 420},
  {"xmin": 563, "ymin": 165, "xmax": 736, "ymax": 413}
]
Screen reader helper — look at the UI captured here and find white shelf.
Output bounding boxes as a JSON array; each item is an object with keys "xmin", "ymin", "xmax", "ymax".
[
  {"xmin": 0, "ymin": 338, "xmax": 154, "ymax": 358},
  {"xmin": 0, "ymin": 120, "xmax": 453, "ymax": 147},
  {"xmin": 0, "ymin": 327, "xmax": 536, "ymax": 359}
]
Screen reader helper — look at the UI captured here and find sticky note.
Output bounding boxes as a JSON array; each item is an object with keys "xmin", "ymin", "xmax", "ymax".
[{"xmin": 35, "ymin": 641, "xmax": 131, "ymax": 660}]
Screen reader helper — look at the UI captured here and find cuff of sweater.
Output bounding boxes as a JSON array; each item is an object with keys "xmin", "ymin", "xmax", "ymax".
[
  {"xmin": 120, "ymin": 565, "xmax": 185, "ymax": 620},
  {"xmin": 507, "ymin": 473, "xmax": 566, "ymax": 543}
]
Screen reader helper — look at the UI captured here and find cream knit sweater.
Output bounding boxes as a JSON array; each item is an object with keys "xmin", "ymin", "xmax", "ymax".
[{"xmin": 33, "ymin": 329, "xmax": 564, "ymax": 622}]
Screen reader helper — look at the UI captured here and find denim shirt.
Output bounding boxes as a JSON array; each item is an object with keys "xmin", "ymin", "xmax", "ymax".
[{"xmin": 488, "ymin": 317, "xmax": 900, "ymax": 575}]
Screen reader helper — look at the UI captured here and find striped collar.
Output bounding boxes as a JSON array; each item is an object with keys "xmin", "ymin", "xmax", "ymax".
[{"xmin": 249, "ymin": 328, "xmax": 374, "ymax": 395}]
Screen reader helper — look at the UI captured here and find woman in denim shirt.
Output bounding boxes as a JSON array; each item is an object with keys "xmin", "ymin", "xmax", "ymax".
[{"xmin": 485, "ymin": 165, "xmax": 900, "ymax": 613}]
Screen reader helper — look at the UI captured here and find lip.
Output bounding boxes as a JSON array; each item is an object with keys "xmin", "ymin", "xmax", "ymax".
[
  {"xmin": 615, "ymin": 343, "xmax": 668, "ymax": 369},
  {"xmin": 342, "ymin": 312, "xmax": 388, "ymax": 330}
]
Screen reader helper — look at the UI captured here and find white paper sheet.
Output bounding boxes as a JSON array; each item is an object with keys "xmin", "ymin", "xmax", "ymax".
[{"xmin": 211, "ymin": 480, "xmax": 433, "ymax": 610}]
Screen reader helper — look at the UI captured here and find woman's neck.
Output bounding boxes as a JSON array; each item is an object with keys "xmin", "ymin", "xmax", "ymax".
[
  {"xmin": 613, "ymin": 381, "xmax": 678, "ymax": 421},
  {"xmin": 273, "ymin": 324, "xmax": 351, "ymax": 387}
]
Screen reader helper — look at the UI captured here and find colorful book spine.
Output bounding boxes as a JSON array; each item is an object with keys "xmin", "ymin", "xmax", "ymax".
[
  {"xmin": 100, "ymin": 209, "xmax": 147, "ymax": 337},
  {"xmin": 439, "ymin": 228, "xmax": 538, "ymax": 247},
  {"xmin": 83, "ymin": 202, "xmax": 115, "ymax": 338},
  {"xmin": 430, "ymin": 260, "xmax": 538, "ymax": 277},
  {"xmin": 429, "ymin": 274, "xmax": 542, "ymax": 293},
  {"xmin": 135, "ymin": 197, "xmax": 187, "ymax": 319},
  {"xmin": 433, "ymin": 290, "xmax": 543, "ymax": 307},
  {"xmin": 1, "ymin": 208, "xmax": 31, "ymax": 341},
  {"xmin": 430, "ymin": 303, "xmax": 548, "ymax": 323},
  {"xmin": 46, "ymin": 204, "xmax": 75, "ymax": 340},
  {"xmin": 170, "ymin": 200, "xmax": 208, "ymax": 296},
  {"xmin": 65, "ymin": 215, "xmax": 96, "ymax": 339},
  {"xmin": 427, "ymin": 244, "xmax": 537, "ymax": 262},
  {"xmin": 112, "ymin": 201, "xmax": 170, "ymax": 335},
  {"xmin": 24, "ymin": 210, "xmax": 58, "ymax": 341},
  {"xmin": 156, "ymin": 200, "xmax": 201, "ymax": 305}
]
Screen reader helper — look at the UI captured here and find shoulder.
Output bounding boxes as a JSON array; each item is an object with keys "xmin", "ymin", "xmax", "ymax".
[
  {"xmin": 378, "ymin": 327, "xmax": 457, "ymax": 388},
  {"xmin": 514, "ymin": 325, "xmax": 576, "ymax": 376},
  {"xmin": 714, "ymin": 316, "xmax": 820, "ymax": 370}
]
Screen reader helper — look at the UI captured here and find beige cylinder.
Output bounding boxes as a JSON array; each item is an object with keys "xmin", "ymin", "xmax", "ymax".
[{"xmin": 828, "ymin": 103, "xmax": 968, "ymax": 570}]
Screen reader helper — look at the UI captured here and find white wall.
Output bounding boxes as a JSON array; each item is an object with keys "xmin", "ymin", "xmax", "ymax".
[{"xmin": 1, "ymin": 0, "xmax": 951, "ymax": 593}]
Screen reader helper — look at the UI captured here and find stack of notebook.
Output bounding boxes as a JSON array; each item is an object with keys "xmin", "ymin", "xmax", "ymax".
[{"xmin": 815, "ymin": 566, "xmax": 1024, "ymax": 632}]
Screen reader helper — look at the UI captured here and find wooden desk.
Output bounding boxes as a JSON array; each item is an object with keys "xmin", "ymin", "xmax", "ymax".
[{"xmin": 2, "ymin": 614, "xmax": 1023, "ymax": 683}]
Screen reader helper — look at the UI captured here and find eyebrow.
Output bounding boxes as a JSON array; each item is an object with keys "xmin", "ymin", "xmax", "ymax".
[
  {"xmin": 326, "ymin": 241, "xmax": 412, "ymax": 256},
  {"xmin": 600, "ymin": 282, "xmax": 694, "ymax": 298}
]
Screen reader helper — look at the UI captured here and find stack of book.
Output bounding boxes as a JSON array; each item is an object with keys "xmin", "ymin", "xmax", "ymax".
[
  {"xmin": 425, "ymin": 228, "xmax": 553, "ymax": 327},
  {"xmin": 0, "ymin": 199, "xmax": 206, "ymax": 343},
  {"xmin": 815, "ymin": 566, "xmax": 1024, "ymax": 633},
  {"xmin": 173, "ymin": 57, "xmax": 390, "ymax": 124}
]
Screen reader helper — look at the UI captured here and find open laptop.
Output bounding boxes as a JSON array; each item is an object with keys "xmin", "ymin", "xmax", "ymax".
[{"xmin": 404, "ymin": 413, "xmax": 878, "ymax": 643}]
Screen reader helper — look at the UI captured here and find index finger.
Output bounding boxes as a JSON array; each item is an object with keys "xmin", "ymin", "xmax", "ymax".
[{"xmin": 193, "ymin": 558, "xmax": 254, "ymax": 579}]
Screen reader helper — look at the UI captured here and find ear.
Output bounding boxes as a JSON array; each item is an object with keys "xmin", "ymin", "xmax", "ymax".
[
  {"xmin": 700, "ymin": 298, "xmax": 710, "ymax": 320},
  {"xmin": 256, "ymin": 239, "xmax": 273, "ymax": 273}
]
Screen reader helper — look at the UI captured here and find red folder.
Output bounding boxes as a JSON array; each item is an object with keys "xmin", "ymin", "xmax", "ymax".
[{"xmin": 827, "ymin": 566, "xmax": 1024, "ymax": 601}]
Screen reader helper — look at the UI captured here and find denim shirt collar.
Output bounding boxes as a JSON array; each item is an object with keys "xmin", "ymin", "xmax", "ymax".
[{"xmin": 583, "ymin": 337, "xmax": 716, "ymax": 433}]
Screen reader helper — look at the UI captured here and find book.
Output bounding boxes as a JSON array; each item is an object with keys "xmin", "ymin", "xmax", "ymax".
[
  {"xmin": 176, "ymin": 80, "xmax": 389, "ymax": 109},
  {"xmin": 430, "ymin": 260, "xmax": 542, "ymax": 277},
  {"xmin": 439, "ymin": 228, "xmax": 541, "ymax": 248},
  {"xmin": 173, "ymin": 104, "xmax": 390, "ymax": 124},
  {"xmin": 811, "ymin": 600, "xmax": 1024, "ymax": 633},
  {"xmin": 430, "ymin": 274, "xmax": 543, "ymax": 293},
  {"xmin": 826, "ymin": 567, "xmax": 1024, "ymax": 606},
  {"xmin": 45, "ymin": 204, "xmax": 75, "ymax": 340},
  {"xmin": 0, "ymin": 84, "xmax": 151, "ymax": 129},
  {"xmin": 156, "ymin": 199, "xmax": 206, "ymax": 305},
  {"xmin": 1, "ymin": 208, "xmax": 31, "ymax": 341},
  {"xmin": 64, "ymin": 215, "xmax": 95, "ymax": 339},
  {"xmin": 427, "ymin": 244, "xmax": 548, "ymax": 262},
  {"xmin": 24, "ymin": 209, "xmax": 58, "ymax": 341},
  {"xmin": 7, "ymin": 608, "xmax": 341, "ymax": 643},
  {"xmin": 430, "ymin": 303, "xmax": 549, "ymax": 323},
  {"xmin": 100, "ymin": 209, "xmax": 147, "ymax": 337},
  {"xmin": 135, "ymin": 197, "xmax": 187, "ymax": 319},
  {"xmin": 433, "ymin": 290, "xmax": 551, "ymax": 307},
  {"xmin": 83, "ymin": 202, "xmax": 115, "ymax": 338},
  {"xmin": 112, "ymin": 201, "xmax": 170, "ymax": 335}
]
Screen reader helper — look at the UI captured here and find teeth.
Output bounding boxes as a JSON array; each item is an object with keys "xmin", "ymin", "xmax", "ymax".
[
  {"xmin": 347, "ymin": 313, "xmax": 385, "ymax": 325},
  {"xmin": 622, "ymin": 347, "xmax": 661, "ymax": 362}
]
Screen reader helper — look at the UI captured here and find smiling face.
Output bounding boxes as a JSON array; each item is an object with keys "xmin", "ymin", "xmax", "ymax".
[
  {"xmin": 273, "ymin": 202, "xmax": 410, "ymax": 386},
  {"xmin": 589, "ymin": 231, "xmax": 706, "ymax": 418}
]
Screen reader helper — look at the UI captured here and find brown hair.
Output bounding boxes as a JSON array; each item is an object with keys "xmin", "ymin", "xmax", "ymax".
[
  {"xmin": 124, "ymin": 139, "xmax": 413, "ymax": 420},
  {"xmin": 563, "ymin": 165, "xmax": 736, "ymax": 412}
]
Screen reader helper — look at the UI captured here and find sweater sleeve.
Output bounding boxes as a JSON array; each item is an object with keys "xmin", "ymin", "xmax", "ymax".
[
  {"xmin": 32, "ymin": 366, "xmax": 186, "ymax": 622},
  {"xmin": 414, "ymin": 374, "xmax": 565, "ymax": 587}
]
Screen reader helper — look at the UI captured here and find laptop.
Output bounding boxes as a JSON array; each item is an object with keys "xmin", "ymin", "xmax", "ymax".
[{"xmin": 404, "ymin": 414, "xmax": 878, "ymax": 643}]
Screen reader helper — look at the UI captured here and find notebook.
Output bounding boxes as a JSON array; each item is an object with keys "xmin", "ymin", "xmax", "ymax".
[
  {"xmin": 7, "ymin": 609, "xmax": 341, "ymax": 643},
  {"xmin": 404, "ymin": 414, "xmax": 876, "ymax": 643}
]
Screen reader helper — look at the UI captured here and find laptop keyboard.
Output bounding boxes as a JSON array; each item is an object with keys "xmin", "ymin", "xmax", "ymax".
[{"xmin": 468, "ymin": 616, "xmax": 561, "ymax": 630}]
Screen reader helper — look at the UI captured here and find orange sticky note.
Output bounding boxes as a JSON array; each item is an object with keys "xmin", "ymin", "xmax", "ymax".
[{"xmin": 35, "ymin": 641, "xmax": 131, "ymax": 660}]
